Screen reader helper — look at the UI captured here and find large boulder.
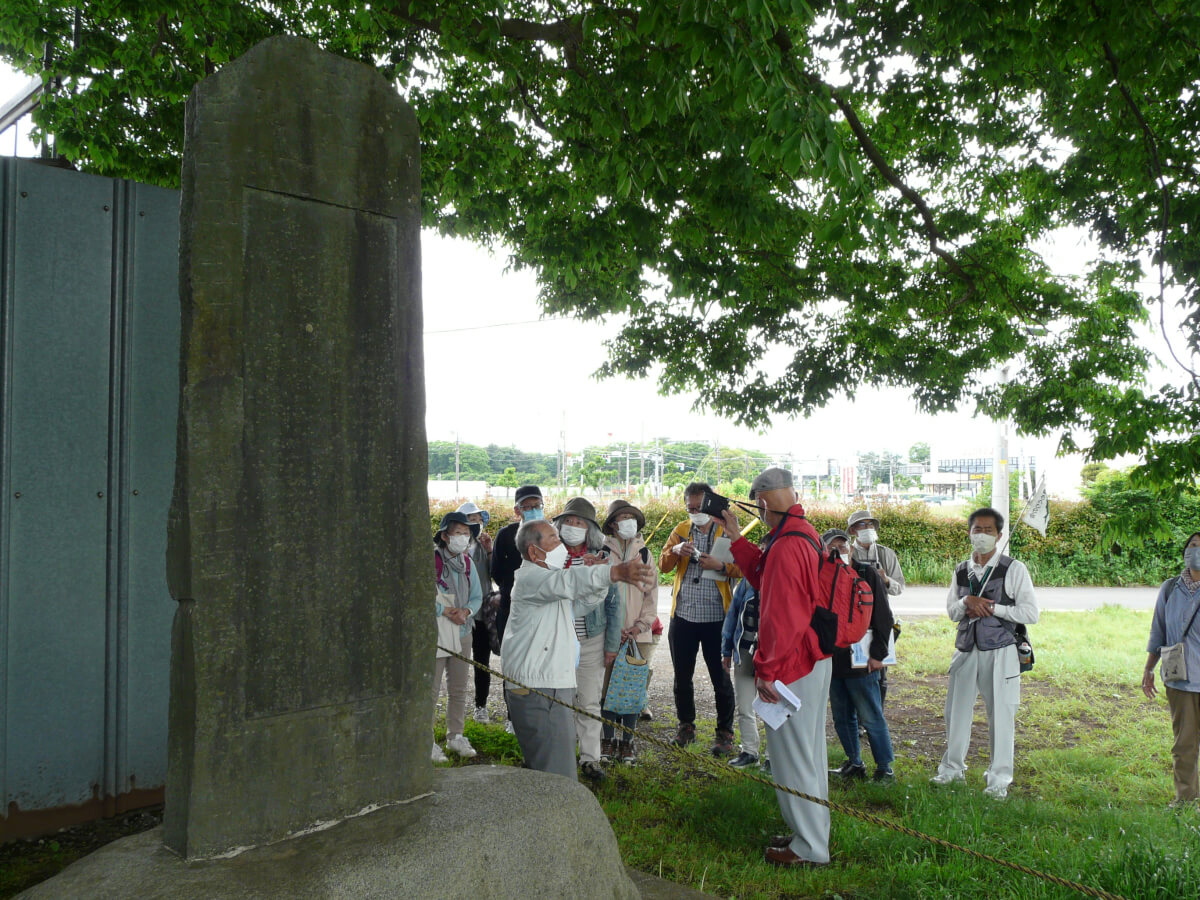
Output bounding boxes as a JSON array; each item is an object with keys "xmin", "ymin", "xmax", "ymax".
[{"xmin": 18, "ymin": 767, "xmax": 640, "ymax": 899}]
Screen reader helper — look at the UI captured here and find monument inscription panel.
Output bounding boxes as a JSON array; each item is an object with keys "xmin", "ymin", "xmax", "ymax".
[{"xmin": 164, "ymin": 37, "xmax": 430, "ymax": 859}]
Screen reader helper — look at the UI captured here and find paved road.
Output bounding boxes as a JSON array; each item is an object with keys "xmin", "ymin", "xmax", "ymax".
[{"xmin": 654, "ymin": 583, "xmax": 1156, "ymax": 621}]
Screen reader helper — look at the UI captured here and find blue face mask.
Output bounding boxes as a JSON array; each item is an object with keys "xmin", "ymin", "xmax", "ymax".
[{"xmin": 522, "ymin": 507, "xmax": 544, "ymax": 522}]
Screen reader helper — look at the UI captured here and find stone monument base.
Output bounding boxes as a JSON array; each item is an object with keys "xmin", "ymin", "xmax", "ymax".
[{"xmin": 17, "ymin": 767, "xmax": 641, "ymax": 899}]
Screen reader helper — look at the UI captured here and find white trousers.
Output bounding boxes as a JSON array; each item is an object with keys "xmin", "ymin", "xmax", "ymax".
[
  {"xmin": 575, "ymin": 633, "xmax": 606, "ymax": 763},
  {"xmin": 733, "ymin": 657, "xmax": 765, "ymax": 758},
  {"xmin": 937, "ymin": 644, "xmax": 1021, "ymax": 791},
  {"xmin": 769, "ymin": 658, "xmax": 832, "ymax": 864}
]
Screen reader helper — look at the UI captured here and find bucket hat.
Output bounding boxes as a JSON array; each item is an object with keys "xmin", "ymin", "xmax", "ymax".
[
  {"xmin": 455, "ymin": 500, "xmax": 491, "ymax": 527},
  {"xmin": 846, "ymin": 510, "xmax": 879, "ymax": 531},
  {"xmin": 437, "ymin": 510, "xmax": 480, "ymax": 539},
  {"xmin": 553, "ymin": 497, "xmax": 599, "ymax": 529},
  {"xmin": 603, "ymin": 499, "xmax": 646, "ymax": 534}
]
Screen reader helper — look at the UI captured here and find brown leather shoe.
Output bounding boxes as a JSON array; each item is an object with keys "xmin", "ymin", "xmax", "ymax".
[
  {"xmin": 764, "ymin": 845, "xmax": 828, "ymax": 867},
  {"xmin": 769, "ymin": 834, "xmax": 792, "ymax": 849}
]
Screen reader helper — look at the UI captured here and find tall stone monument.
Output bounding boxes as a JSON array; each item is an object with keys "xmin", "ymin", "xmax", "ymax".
[
  {"xmin": 163, "ymin": 35, "xmax": 429, "ymax": 858},
  {"xmin": 17, "ymin": 35, "xmax": 645, "ymax": 900}
]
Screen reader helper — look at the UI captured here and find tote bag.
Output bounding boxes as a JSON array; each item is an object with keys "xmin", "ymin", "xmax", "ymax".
[{"xmin": 603, "ymin": 639, "xmax": 651, "ymax": 715}]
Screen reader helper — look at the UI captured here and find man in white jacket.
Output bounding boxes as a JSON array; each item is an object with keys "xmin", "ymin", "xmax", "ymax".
[{"xmin": 503, "ymin": 519, "xmax": 656, "ymax": 780}]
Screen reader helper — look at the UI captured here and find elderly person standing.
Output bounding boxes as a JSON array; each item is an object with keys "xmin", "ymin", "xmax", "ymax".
[
  {"xmin": 457, "ymin": 501, "xmax": 497, "ymax": 723},
  {"xmin": 659, "ymin": 481, "xmax": 741, "ymax": 755},
  {"xmin": 932, "ymin": 507, "xmax": 1038, "ymax": 799},
  {"xmin": 1143, "ymin": 531, "xmax": 1200, "ymax": 807},
  {"xmin": 432, "ymin": 511, "xmax": 484, "ymax": 763},
  {"xmin": 554, "ymin": 497, "xmax": 621, "ymax": 781},
  {"xmin": 846, "ymin": 509, "xmax": 905, "ymax": 709},
  {"xmin": 600, "ymin": 500, "xmax": 659, "ymax": 764},
  {"xmin": 503, "ymin": 519, "xmax": 656, "ymax": 780},
  {"xmin": 720, "ymin": 468, "xmax": 831, "ymax": 867}
]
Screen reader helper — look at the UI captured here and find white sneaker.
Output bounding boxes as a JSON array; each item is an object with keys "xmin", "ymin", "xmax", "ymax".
[
  {"xmin": 930, "ymin": 771, "xmax": 965, "ymax": 785},
  {"xmin": 431, "ymin": 742, "xmax": 448, "ymax": 764},
  {"xmin": 446, "ymin": 733, "xmax": 477, "ymax": 758},
  {"xmin": 505, "ymin": 719, "xmax": 515, "ymax": 735},
  {"xmin": 983, "ymin": 785, "xmax": 1008, "ymax": 800},
  {"xmin": 472, "ymin": 706, "xmax": 490, "ymax": 724}
]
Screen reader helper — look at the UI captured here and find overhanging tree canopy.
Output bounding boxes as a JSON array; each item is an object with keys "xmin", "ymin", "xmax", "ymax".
[{"xmin": 4, "ymin": 1, "xmax": 1198, "ymax": 506}]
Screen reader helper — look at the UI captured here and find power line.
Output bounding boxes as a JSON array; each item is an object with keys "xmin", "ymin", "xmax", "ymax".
[{"xmin": 424, "ymin": 317, "xmax": 566, "ymax": 335}]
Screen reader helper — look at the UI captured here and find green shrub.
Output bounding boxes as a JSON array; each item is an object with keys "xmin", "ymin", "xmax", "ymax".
[{"xmin": 426, "ymin": 489, "xmax": 1191, "ymax": 586}]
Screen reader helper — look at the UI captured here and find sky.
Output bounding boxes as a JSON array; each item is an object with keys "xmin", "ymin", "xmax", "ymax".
[{"xmin": 4, "ymin": 65, "xmax": 1192, "ymax": 501}]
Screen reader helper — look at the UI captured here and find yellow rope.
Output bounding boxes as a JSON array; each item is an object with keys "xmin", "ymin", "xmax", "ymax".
[{"xmin": 440, "ymin": 647, "xmax": 1130, "ymax": 900}]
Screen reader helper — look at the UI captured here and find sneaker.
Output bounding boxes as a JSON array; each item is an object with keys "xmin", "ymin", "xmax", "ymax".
[
  {"xmin": 760, "ymin": 758, "xmax": 772, "ymax": 776},
  {"xmin": 931, "ymin": 771, "xmax": 965, "ymax": 785},
  {"xmin": 600, "ymin": 738, "xmax": 615, "ymax": 761},
  {"xmin": 431, "ymin": 742, "xmax": 448, "ymax": 764},
  {"xmin": 640, "ymin": 708, "xmax": 654, "ymax": 721},
  {"xmin": 830, "ymin": 761, "xmax": 867, "ymax": 779},
  {"xmin": 472, "ymin": 706, "xmax": 490, "ymax": 724},
  {"xmin": 580, "ymin": 760, "xmax": 606, "ymax": 782},
  {"xmin": 504, "ymin": 719, "xmax": 515, "ymax": 735},
  {"xmin": 983, "ymin": 785, "xmax": 1008, "ymax": 800},
  {"xmin": 671, "ymin": 723, "xmax": 696, "ymax": 748},
  {"xmin": 729, "ymin": 751, "xmax": 760, "ymax": 768},
  {"xmin": 618, "ymin": 741, "xmax": 637, "ymax": 764},
  {"xmin": 873, "ymin": 768, "xmax": 895, "ymax": 783},
  {"xmin": 710, "ymin": 729, "xmax": 735, "ymax": 757},
  {"xmin": 446, "ymin": 733, "xmax": 477, "ymax": 758}
]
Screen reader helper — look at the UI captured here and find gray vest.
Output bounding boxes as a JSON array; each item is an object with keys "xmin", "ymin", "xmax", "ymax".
[{"xmin": 954, "ymin": 555, "xmax": 1018, "ymax": 652}]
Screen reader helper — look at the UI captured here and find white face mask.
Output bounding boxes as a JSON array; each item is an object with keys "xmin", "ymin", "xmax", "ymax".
[
  {"xmin": 1185, "ymin": 546, "xmax": 1200, "ymax": 571},
  {"xmin": 616, "ymin": 519, "xmax": 638, "ymax": 540},
  {"xmin": 856, "ymin": 527, "xmax": 878, "ymax": 546},
  {"xmin": 559, "ymin": 524, "xmax": 588, "ymax": 547},
  {"xmin": 839, "ymin": 552, "xmax": 851, "ymax": 566},
  {"xmin": 688, "ymin": 512, "xmax": 711, "ymax": 527},
  {"xmin": 446, "ymin": 534, "xmax": 470, "ymax": 555},
  {"xmin": 541, "ymin": 542, "xmax": 568, "ymax": 570},
  {"xmin": 970, "ymin": 532, "xmax": 998, "ymax": 554}
]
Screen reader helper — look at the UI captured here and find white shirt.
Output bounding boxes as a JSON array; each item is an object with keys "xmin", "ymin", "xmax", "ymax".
[
  {"xmin": 502, "ymin": 561, "xmax": 611, "ymax": 689},
  {"xmin": 945, "ymin": 554, "xmax": 1039, "ymax": 625}
]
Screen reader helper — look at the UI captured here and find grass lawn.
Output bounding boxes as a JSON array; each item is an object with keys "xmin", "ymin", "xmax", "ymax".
[{"xmin": 448, "ymin": 606, "xmax": 1199, "ymax": 899}]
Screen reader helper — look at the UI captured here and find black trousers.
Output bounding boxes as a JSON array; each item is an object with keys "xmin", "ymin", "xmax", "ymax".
[
  {"xmin": 669, "ymin": 615, "xmax": 735, "ymax": 735},
  {"xmin": 472, "ymin": 621, "xmax": 492, "ymax": 708}
]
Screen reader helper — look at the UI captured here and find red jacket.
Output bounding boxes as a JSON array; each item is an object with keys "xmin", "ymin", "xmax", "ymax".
[{"xmin": 729, "ymin": 504, "xmax": 827, "ymax": 685}]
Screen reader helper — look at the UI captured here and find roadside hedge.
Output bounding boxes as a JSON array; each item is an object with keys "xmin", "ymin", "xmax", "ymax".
[{"xmin": 428, "ymin": 496, "xmax": 1189, "ymax": 587}]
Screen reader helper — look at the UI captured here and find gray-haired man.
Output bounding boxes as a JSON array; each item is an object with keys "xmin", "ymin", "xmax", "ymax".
[{"xmin": 502, "ymin": 519, "xmax": 655, "ymax": 780}]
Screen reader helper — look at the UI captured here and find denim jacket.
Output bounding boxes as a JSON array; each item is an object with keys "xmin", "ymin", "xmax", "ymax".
[{"xmin": 582, "ymin": 583, "xmax": 623, "ymax": 654}]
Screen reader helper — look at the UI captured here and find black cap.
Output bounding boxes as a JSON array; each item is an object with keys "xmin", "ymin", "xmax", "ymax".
[{"xmin": 515, "ymin": 485, "xmax": 543, "ymax": 504}]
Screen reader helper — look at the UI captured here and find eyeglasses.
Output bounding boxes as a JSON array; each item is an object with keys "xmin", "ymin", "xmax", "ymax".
[{"xmin": 520, "ymin": 502, "xmax": 544, "ymax": 511}]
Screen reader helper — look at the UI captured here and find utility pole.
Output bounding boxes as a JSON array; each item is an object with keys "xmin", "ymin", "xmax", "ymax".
[
  {"xmin": 454, "ymin": 433, "xmax": 460, "ymax": 495},
  {"xmin": 889, "ymin": 455, "xmax": 894, "ymax": 495},
  {"xmin": 625, "ymin": 441, "xmax": 630, "ymax": 495},
  {"xmin": 716, "ymin": 439, "xmax": 722, "ymax": 484},
  {"xmin": 993, "ymin": 366, "xmax": 1011, "ymax": 542}
]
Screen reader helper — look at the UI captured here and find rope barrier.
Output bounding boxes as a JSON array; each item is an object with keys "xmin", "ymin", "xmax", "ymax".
[{"xmin": 438, "ymin": 645, "xmax": 1129, "ymax": 900}]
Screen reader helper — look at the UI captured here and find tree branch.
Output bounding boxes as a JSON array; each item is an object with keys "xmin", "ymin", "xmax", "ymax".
[
  {"xmin": 769, "ymin": 27, "xmax": 978, "ymax": 302},
  {"xmin": 1100, "ymin": 36, "xmax": 1199, "ymax": 385}
]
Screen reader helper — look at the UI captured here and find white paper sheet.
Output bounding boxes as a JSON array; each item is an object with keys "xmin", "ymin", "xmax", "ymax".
[{"xmin": 752, "ymin": 679, "xmax": 803, "ymax": 730}]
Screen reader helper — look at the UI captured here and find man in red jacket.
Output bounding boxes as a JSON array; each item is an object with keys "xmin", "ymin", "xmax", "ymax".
[{"xmin": 722, "ymin": 467, "xmax": 832, "ymax": 867}]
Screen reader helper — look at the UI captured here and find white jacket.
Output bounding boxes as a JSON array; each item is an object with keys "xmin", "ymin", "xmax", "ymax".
[{"xmin": 502, "ymin": 560, "xmax": 612, "ymax": 689}]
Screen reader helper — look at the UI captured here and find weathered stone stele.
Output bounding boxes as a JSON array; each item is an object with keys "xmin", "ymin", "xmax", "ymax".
[{"xmin": 163, "ymin": 35, "xmax": 430, "ymax": 859}]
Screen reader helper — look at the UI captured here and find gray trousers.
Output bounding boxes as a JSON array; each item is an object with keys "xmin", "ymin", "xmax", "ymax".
[
  {"xmin": 937, "ymin": 644, "xmax": 1021, "ymax": 792},
  {"xmin": 733, "ymin": 656, "xmax": 765, "ymax": 758},
  {"xmin": 769, "ymin": 657, "xmax": 832, "ymax": 864},
  {"xmin": 507, "ymin": 686, "xmax": 577, "ymax": 781}
]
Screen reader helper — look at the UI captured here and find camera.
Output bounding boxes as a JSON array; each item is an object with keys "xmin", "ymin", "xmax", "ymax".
[{"xmin": 697, "ymin": 490, "xmax": 730, "ymax": 517}]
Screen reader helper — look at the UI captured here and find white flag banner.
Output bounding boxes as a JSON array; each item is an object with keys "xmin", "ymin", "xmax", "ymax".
[{"xmin": 1021, "ymin": 477, "xmax": 1050, "ymax": 535}]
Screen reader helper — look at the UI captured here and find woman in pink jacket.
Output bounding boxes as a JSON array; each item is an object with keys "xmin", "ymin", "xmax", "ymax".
[{"xmin": 600, "ymin": 500, "xmax": 659, "ymax": 763}]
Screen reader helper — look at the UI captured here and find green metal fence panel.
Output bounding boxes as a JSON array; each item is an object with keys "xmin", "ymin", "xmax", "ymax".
[{"xmin": 0, "ymin": 158, "xmax": 179, "ymax": 834}]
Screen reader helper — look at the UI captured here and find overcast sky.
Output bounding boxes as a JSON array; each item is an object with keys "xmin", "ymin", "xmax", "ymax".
[{"xmin": 5, "ymin": 64, "xmax": 1192, "ymax": 500}]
